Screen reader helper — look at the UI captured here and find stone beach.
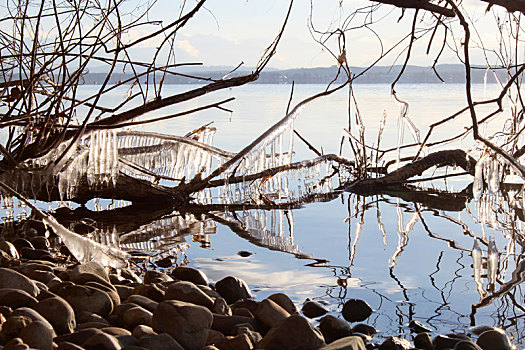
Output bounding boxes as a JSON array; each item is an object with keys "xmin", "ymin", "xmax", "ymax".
[{"xmin": 0, "ymin": 219, "xmax": 518, "ymax": 350}]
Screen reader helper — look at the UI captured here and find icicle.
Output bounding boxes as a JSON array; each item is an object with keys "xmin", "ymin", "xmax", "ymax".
[
  {"xmin": 487, "ymin": 236, "xmax": 498, "ymax": 288},
  {"xmin": 473, "ymin": 153, "xmax": 487, "ymax": 200},
  {"xmin": 472, "ymin": 239, "xmax": 482, "ymax": 283},
  {"xmin": 488, "ymin": 156, "xmax": 500, "ymax": 194}
]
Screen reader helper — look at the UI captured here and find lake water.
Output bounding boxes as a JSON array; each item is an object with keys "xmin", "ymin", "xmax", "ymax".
[{"xmin": 9, "ymin": 83, "xmax": 525, "ymax": 346}]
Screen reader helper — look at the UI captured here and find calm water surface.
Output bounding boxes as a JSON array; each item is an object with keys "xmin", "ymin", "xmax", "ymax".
[{"xmin": 37, "ymin": 84, "xmax": 525, "ymax": 345}]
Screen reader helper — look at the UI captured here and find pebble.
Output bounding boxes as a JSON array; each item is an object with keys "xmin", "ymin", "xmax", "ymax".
[
  {"xmin": 211, "ymin": 314, "xmax": 257, "ymax": 336},
  {"xmin": 409, "ymin": 319, "xmax": 432, "ymax": 333},
  {"xmin": 34, "ymin": 296, "xmax": 76, "ymax": 335},
  {"xmin": 164, "ymin": 281, "xmax": 214, "ymax": 309},
  {"xmin": 0, "ymin": 268, "xmax": 39, "ymax": 297},
  {"xmin": 139, "ymin": 332, "xmax": 184, "ymax": 350},
  {"xmin": 0, "ymin": 288, "xmax": 38, "ymax": 309},
  {"xmin": 476, "ymin": 329, "xmax": 513, "ymax": 350},
  {"xmin": 132, "ymin": 324, "xmax": 157, "ymax": 339},
  {"xmin": 319, "ymin": 315, "xmax": 353, "ymax": 344},
  {"xmin": 19, "ymin": 320, "xmax": 55, "ymax": 350},
  {"xmin": 302, "ymin": 299, "xmax": 329, "ymax": 318},
  {"xmin": 123, "ymin": 306, "xmax": 153, "ymax": 329},
  {"xmin": 255, "ymin": 298, "xmax": 290, "ymax": 329},
  {"xmin": 414, "ymin": 332, "xmax": 433, "ymax": 350},
  {"xmin": 267, "ymin": 292, "xmax": 299, "ymax": 315},
  {"xmin": 378, "ymin": 336, "xmax": 412, "ymax": 349},
  {"xmin": 215, "ymin": 276, "xmax": 253, "ymax": 304},
  {"xmin": 152, "ymin": 300, "xmax": 213, "ymax": 350},
  {"xmin": 320, "ymin": 335, "xmax": 366, "ymax": 350},
  {"xmin": 172, "ymin": 266, "xmax": 209, "ymax": 285},
  {"xmin": 52, "ymin": 283, "xmax": 114, "ymax": 317},
  {"xmin": 258, "ymin": 314, "xmax": 326, "ymax": 350},
  {"xmin": 341, "ymin": 299, "xmax": 373, "ymax": 323},
  {"xmin": 0, "ymin": 241, "xmax": 19, "ymax": 259}
]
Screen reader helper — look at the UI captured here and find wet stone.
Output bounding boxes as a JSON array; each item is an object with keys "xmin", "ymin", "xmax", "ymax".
[
  {"xmin": 139, "ymin": 332, "xmax": 184, "ymax": 350},
  {"xmin": 123, "ymin": 306, "xmax": 153, "ymax": 330},
  {"xmin": 172, "ymin": 266, "xmax": 209, "ymax": 286},
  {"xmin": 102, "ymin": 326, "xmax": 132, "ymax": 337},
  {"xmin": 53, "ymin": 283, "xmax": 114, "ymax": 318},
  {"xmin": 132, "ymin": 324, "xmax": 157, "ymax": 339},
  {"xmin": 127, "ymin": 295, "xmax": 158, "ymax": 313},
  {"xmin": 0, "ymin": 315, "xmax": 33, "ymax": 343},
  {"xmin": 54, "ymin": 328, "xmax": 104, "ymax": 345},
  {"xmin": 215, "ymin": 276, "xmax": 253, "ymax": 304},
  {"xmin": 476, "ymin": 329, "xmax": 512, "ymax": 350},
  {"xmin": 352, "ymin": 323, "xmax": 377, "ymax": 336},
  {"xmin": 34, "ymin": 296, "xmax": 76, "ymax": 335},
  {"xmin": 19, "ymin": 247, "xmax": 55, "ymax": 262},
  {"xmin": 12, "ymin": 239, "xmax": 33, "ymax": 252},
  {"xmin": 144, "ymin": 270, "xmax": 173, "ymax": 284},
  {"xmin": 321, "ymin": 335, "xmax": 366, "ymax": 350},
  {"xmin": 29, "ymin": 236, "xmax": 50, "ymax": 250},
  {"xmin": 455, "ymin": 340, "xmax": 483, "ymax": 350},
  {"xmin": 55, "ymin": 341, "xmax": 86, "ymax": 350},
  {"xmin": 319, "ymin": 315, "xmax": 353, "ymax": 344},
  {"xmin": 258, "ymin": 314, "xmax": 325, "ymax": 350},
  {"xmin": 25, "ymin": 270, "xmax": 57, "ymax": 284},
  {"xmin": 236, "ymin": 326, "xmax": 262, "ymax": 346},
  {"xmin": 19, "ymin": 320, "xmax": 54, "ymax": 350},
  {"xmin": 0, "ymin": 288, "xmax": 38, "ymax": 309},
  {"xmin": 155, "ymin": 256, "xmax": 174, "ymax": 268},
  {"xmin": 3, "ymin": 337, "xmax": 29, "ymax": 350},
  {"xmin": 82, "ymin": 332, "xmax": 121, "ymax": 350},
  {"xmin": 211, "ymin": 314, "xmax": 257, "ymax": 336},
  {"xmin": 222, "ymin": 333, "xmax": 253, "ymax": 350},
  {"xmin": 213, "ymin": 297, "xmax": 232, "ymax": 315},
  {"xmin": 468, "ymin": 325, "xmax": 498, "ymax": 336},
  {"xmin": 302, "ymin": 299, "xmax": 328, "ymax": 318},
  {"xmin": 378, "ymin": 336, "xmax": 412, "ymax": 349},
  {"xmin": 115, "ymin": 334, "xmax": 140, "ymax": 348},
  {"xmin": 341, "ymin": 299, "xmax": 373, "ymax": 323},
  {"xmin": 0, "ymin": 267, "xmax": 39, "ymax": 297},
  {"xmin": 434, "ymin": 334, "xmax": 470, "ymax": 350},
  {"xmin": 164, "ymin": 281, "xmax": 214, "ymax": 309},
  {"xmin": 10, "ymin": 307, "xmax": 55, "ymax": 336},
  {"xmin": 409, "ymin": 319, "xmax": 432, "ymax": 333},
  {"xmin": 414, "ymin": 332, "xmax": 433, "ymax": 350},
  {"xmin": 69, "ymin": 261, "xmax": 110, "ymax": 283},
  {"xmin": 152, "ymin": 300, "xmax": 213, "ymax": 350},
  {"xmin": 267, "ymin": 292, "xmax": 298, "ymax": 315},
  {"xmin": 255, "ymin": 298, "xmax": 290, "ymax": 329},
  {"xmin": 0, "ymin": 241, "xmax": 19, "ymax": 259},
  {"xmin": 132, "ymin": 284, "xmax": 165, "ymax": 302}
]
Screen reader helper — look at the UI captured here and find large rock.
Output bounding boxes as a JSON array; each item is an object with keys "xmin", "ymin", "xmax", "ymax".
[
  {"xmin": 215, "ymin": 276, "xmax": 253, "ymax": 304},
  {"xmin": 69, "ymin": 261, "xmax": 109, "ymax": 283},
  {"xmin": 0, "ymin": 268, "xmax": 39, "ymax": 297},
  {"xmin": 34, "ymin": 296, "xmax": 76, "ymax": 335},
  {"xmin": 319, "ymin": 315, "xmax": 353, "ymax": 344},
  {"xmin": 0, "ymin": 289, "xmax": 38, "ymax": 309},
  {"xmin": 255, "ymin": 299, "xmax": 290, "ymax": 329},
  {"xmin": 172, "ymin": 266, "xmax": 209, "ymax": 285},
  {"xmin": 320, "ymin": 335, "xmax": 366, "ymax": 350},
  {"xmin": 341, "ymin": 299, "xmax": 372, "ymax": 323},
  {"xmin": 258, "ymin": 314, "xmax": 325, "ymax": 350},
  {"xmin": 152, "ymin": 300, "xmax": 213, "ymax": 350},
  {"xmin": 53, "ymin": 283, "xmax": 113, "ymax": 318},
  {"xmin": 476, "ymin": 329, "xmax": 513, "ymax": 350},
  {"xmin": 19, "ymin": 320, "xmax": 54, "ymax": 350},
  {"xmin": 165, "ymin": 281, "xmax": 214, "ymax": 309}
]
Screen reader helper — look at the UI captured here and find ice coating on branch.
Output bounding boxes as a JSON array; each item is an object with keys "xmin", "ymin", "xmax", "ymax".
[
  {"xmin": 487, "ymin": 156, "xmax": 500, "ymax": 194},
  {"xmin": 43, "ymin": 214, "xmax": 128, "ymax": 268}
]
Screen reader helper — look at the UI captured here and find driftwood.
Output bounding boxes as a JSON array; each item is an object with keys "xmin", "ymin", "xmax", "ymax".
[{"xmin": 347, "ymin": 149, "xmax": 476, "ymax": 194}]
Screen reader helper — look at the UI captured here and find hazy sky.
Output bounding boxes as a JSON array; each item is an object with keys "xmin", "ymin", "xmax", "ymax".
[{"xmin": 122, "ymin": 0, "xmax": 502, "ymax": 69}]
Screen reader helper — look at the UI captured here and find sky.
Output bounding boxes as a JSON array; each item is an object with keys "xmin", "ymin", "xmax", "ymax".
[{"xmin": 117, "ymin": 0, "xmax": 506, "ymax": 70}]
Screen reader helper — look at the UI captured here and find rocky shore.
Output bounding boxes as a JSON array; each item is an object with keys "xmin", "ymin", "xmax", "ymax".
[{"xmin": 0, "ymin": 219, "xmax": 518, "ymax": 350}]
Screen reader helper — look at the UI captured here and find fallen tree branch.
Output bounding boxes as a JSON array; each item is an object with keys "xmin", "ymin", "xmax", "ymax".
[{"xmin": 346, "ymin": 149, "xmax": 476, "ymax": 193}]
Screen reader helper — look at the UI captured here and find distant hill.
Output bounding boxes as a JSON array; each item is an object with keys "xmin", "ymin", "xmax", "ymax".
[{"xmin": 32, "ymin": 64, "xmax": 510, "ymax": 85}]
